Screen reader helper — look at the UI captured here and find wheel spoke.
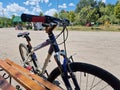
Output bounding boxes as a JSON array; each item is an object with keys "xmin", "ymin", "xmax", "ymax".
[
  {"xmin": 90, "ymin": 76, "xmax": 96, "ymax": 90},
  {"xmin": 100, "ymin": 84, "xmax": 109, "ymax": 90},
  {"xmin": 86, "ymin": 74, "xmax": 89, "ymax": 90}
]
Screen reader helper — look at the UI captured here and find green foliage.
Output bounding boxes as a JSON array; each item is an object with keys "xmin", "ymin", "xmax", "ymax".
[
  {"xmin": 53, "ymin": 12, "xmax": 59, "ymax": 18},
  {"xmin": 114, "ymin": 3, "xmax": 120, "ymax": 20},
  {"xmin": 0, "ymin": 1, "xmax": 120, "ymax": 27},
  {"xmin": 59, "ymin": 10, "xmax": 68, "ymax": 19},
  {"xmin": 39, "ymin": 12, "xmax": 43, "ymax": 16},
  {"xmin": 58, "ymin": 10, "xmax": 75, "ymax": 23},
  {"xmin": 74, "ymin": 0, "xmax": 119, "ymax": 25},
  {"xmin": 0, "ymin": 17, "xmax": 12, "ymax": 27},
  {"xmin": 68, "ymin": 11, "xmax": 75, "ymax": 22},
  {"xmin": 75, "ymin": 0, "xmax": 97, "ymax": 13}
]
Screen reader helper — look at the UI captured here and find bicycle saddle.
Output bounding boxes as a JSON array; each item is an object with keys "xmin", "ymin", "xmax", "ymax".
[{"xmin": 17, "ymin": 32, "xmax": 29, "ymax": 37}]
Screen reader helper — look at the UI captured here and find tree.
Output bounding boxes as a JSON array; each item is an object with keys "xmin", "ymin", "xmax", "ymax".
[
  {"xmin": 57, "ymin": 10, "xmax": 75, "ymax": 23},
  {"xmin": 104, "ymin": 4, "xmax": 114, "ymax": 15},
  {"xmin": 59, "ymin": 10, "xmax": 69, "ymax": 19},
  {"xmin": 11, "ymin": 15, "xmax": 15, "ymax": 26},
  {"xmin": 68, "ymin": 11, "xmax": 75, "ymax": 22},
  {"xmin": 75, "ymin": 6, "xmax": 100, "ymax": 25},
  {"xmin": 0, "ymin": 17, "xmax": 12, "ymax": 27},
  {"xmin": 109, "ymin": 14, "xmax": 119, "ymax": 24},
  {"xmin": 75, "ymin": 0, "xmax": 97, "ymax": 13},
  {"xmin": 74, "ymin": 13, "xmax": 81, "ymax": 25},
  {"xmin": 75, "ymin": 0, "xmax": 107, "ymax": 25},
  {"xmin": 97, "ymin": 1, "xmax": 106, "ymax": 8},
  {"xmin": 75, "ymin": 7, "xmax": 90, "ymax": 25},
  {"xmin": 53, "ymin": 12, "xmax": 59, "ymax": 18},
  {"xmin": 114, "ymin": 2, "xmax": 120, "ymax": 24},
  {"xmin": 39, "ymin": 12, "xmax": 43, "ymax": 16}
]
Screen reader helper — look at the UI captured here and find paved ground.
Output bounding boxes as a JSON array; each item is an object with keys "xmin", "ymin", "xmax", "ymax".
[{"xmin": 0, "ymin": 28, "xmax": 120, "ymax": 88}]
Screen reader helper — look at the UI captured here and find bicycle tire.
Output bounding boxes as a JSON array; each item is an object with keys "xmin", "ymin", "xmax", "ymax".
[
  {"xmin": 19, "ymin": 43, "xmax": 35, "ymax": 68},
  {"xmin": 48, "ymin": 62, "xmax": 120, "ymax": 90},
  {"xmin": 19, "ymin": 43, "xmax": 29, "ymax": 61}
]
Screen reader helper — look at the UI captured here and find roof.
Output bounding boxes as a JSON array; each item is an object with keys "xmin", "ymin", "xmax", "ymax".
[{"xmin": 13, "ymin": 16, "xmax": 22, "ymax": 22}]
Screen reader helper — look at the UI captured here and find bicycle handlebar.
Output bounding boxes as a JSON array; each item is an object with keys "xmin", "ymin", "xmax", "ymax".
[
  {"xmin": 21, "ymin": 13, "xmax": 70, "ymax": 26},
  {"xmin": 21, "ymin": 13, "xmax": 46, "ymax": 22}
]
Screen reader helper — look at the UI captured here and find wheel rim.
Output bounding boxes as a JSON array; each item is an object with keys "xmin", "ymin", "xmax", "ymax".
[
  {"xmin": 53, "ymin": 72, "xmax": 115, "ymax": 90},
  {"xmin": 20, "ymin": 46, "xmax": 32, "ymax": 66}
]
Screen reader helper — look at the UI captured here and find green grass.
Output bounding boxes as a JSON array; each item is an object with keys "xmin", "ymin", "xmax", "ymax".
[{"xmin": 57, "ymin": 25, "xmax": 120, "ymax": 31}]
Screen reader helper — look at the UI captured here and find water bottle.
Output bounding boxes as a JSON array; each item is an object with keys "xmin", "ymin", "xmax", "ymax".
[{"xmin": 32, "ymin": 53, "xmax": 37, "ymax": 61}]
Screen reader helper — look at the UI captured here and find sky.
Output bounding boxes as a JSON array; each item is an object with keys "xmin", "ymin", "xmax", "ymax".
[{"xmin": 0, "ymin": 0, "xmax": 118, "ymax": 18}]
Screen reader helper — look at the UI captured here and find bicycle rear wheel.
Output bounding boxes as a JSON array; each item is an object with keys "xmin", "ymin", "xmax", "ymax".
[
  {"xmin": 19, "ymin": 43, "xmax": 34, "ymax": 69},
  {"xmin": 48, "ymin": 62, "xmax": 120, "ymax": 90}
]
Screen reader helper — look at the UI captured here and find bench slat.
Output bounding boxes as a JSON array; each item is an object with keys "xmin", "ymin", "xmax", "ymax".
[
  {"xmin": 0, "ymin": 60, "xmax": 46, "ymax": 90},
  {"xmin": 0, "ymin": 75, "xmax": 16, "ymax": 90},
  {"xmin": 5, "ymin": 59, "xmax": 62, "ymax": 90}
]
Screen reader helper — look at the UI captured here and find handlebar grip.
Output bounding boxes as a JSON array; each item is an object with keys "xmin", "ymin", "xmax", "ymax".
[
  {"xmin": 21, "ymin": 13, "xmax": 45, "ymax": 23},
  {"xmin": 21, "ymin": 13, "xmax": 70, "ymax": 26}
]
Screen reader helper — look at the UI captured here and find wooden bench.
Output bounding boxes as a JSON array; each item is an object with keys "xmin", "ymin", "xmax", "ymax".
[
  {"xmin": 0, "ymin": 75, "xmax": 16, "ymax": 90},
  {"xmin": 0, "ymin": 59, "xmax": 62, "ymax": 90}
]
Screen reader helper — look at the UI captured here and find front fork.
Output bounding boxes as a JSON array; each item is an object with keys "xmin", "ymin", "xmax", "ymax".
[{"xmin": 54, "ymin": 50, "xmax": 80, "ymax": 90}]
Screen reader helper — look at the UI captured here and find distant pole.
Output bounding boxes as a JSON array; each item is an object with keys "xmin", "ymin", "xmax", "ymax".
[
  {"xmin": 57, "ymin": 0, "xmax": 58, "ymax": 12},
  {"xmin": 2, "ymin": 9, "xmax": 4, "ymax": 17},
  {"xmin": 2, "ymin": 9, "xmax": 5, "ymax": 27},
  {"xmin": 57, "ymin": 0, "xmax": 59, "ymax": 17}
]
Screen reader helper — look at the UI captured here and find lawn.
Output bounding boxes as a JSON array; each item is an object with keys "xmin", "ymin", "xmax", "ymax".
[{"xmin": 57, "ymin": 25, "xmax": 120, "ymax": 31}]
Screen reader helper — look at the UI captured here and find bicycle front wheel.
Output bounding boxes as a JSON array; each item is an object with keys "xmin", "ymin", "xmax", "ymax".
[{"xmin": 48, "ymin": 62, "xmax": 120, "ymax": 90}]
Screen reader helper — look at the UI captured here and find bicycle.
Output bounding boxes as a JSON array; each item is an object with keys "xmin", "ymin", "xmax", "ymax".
[{"xmin": 17, "ymin": 13, "xmax": 120, "ymax": 90}]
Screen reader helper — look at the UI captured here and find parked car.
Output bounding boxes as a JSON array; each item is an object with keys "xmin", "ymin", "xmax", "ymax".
[
  {"xmin": 15, "ymin": 24, "xmax": 23, "ymax": 30},
  {"xmin": 0, "ymin": 25, "xmax": 3, "ymax": 28},
  {"xmin": 26, "ymin": 22, "xmax": 32, "ymax": 30},
  {"xmin": 33, "ymin": 22, "xmax": 43, "ymax": 30}
]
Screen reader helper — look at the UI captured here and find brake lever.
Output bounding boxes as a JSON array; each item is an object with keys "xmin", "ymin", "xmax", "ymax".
[{"xmin": 42, "ymin": 22, "xmax": 58, "ymax": 27}]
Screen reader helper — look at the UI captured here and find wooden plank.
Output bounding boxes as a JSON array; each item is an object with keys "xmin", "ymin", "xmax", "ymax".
[
  {"xmin": 5, "ymin": 59, "xmax": 62, "ymax": 90},
  {"xmin": 0, "ymin": 75, "xmax": 16, "ymax": 90},
  {"xmin": 0, "ymin": 60, "xmax": 46, "ymax": 90}
]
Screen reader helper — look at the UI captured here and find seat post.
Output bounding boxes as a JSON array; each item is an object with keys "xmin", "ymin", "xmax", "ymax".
[
  {"xmin": 25, "ymin": 35, "xmax": 31, "ymax": 42},
  {"xmin": 25, "ymin": 35, "xmax": 32, "ymax": 52}
]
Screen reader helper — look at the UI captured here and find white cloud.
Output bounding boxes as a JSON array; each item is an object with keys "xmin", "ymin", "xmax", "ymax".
[
  {"xmin": 102, "ymin": 0, "xmax": 106, "ymax": 3},
  {"xmin": 23, "ymin": 1, "xmax": 30, "ymax": 5},
  {"xmin": 6, "ymin": 3, "xmax": 27, "ymax": 12},
  {"xmin": 58, "ymin": 3, "xmax": 67, "ymax": 9},
  {"xmin": 0, "ymin": 2, "xmax": 3, "ymax": 10},
  {"xmin": 69, "ymin": 3, "xmax": 75, "ymax": 7},
  {"xmin": 96, "ymin": 0, "xmax": 106, "ymax": 3},
  {"xmin": 24, "ymin": 0, "xmax": 49, "ymax": 6},
  {"xmin": 48, "ymin": 3, "xmax": 52, "ymax": 7},
  {"xmin": 44, "ymin": 0, "xmax": 49, "ymax": 3},
  {"xmin": 24, "ymin": 0, "xmax": 40, "ymax": 6},
  {"xmin": 45, "ymin": 8, "xmax": 57, "ymax": 16},
  {"xmin": 0, "ymin": 2, "xmax": 4, "ymax": 16},
  {"xmin": 31, "ymin": 5, "xmax": 42, "ymax": 14},
  {"xmin": 1, "ymin": 3, "xmax": 29, "ymax": 18},
  {"xmin": 0, "ymin": 1, "xmax": 43, "ymax": 18}
]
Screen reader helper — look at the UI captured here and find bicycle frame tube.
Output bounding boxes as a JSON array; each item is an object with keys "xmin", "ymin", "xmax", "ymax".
[
  {"xmin": 47, "ymin": 31, "xmax": 73, "ymax": 89},
  {"xmin": 33, "ymin": 39, "xmax": 51, "ymax": 52},
  {"xmin": 46, "ymin": 25, "xmax": 80, "ymax": 89},
  {"xmin": 42, "ymin": 45, "xmax": 54, "ymax": 74},
  {"xmin": 28, "ymin": 38, "xmax": 55, "ymax": 74}
]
